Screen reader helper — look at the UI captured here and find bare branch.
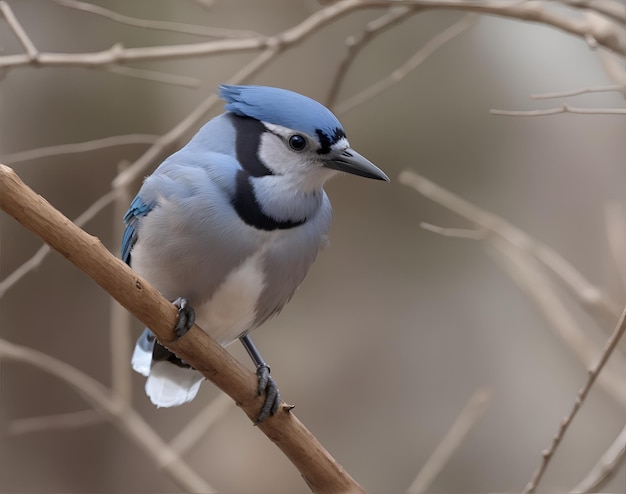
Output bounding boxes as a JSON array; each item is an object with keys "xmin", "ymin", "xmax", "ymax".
[
  {"xmin": 1, "ymin": 0, "xmax": 625, "ymax": 72},
  {"xmin": 486, "ymin": 237, "xmax": 626, "ymax": 409},
  {"xmin": 2, "ymin": 134, "xmax": 159, "ymax": 164},
  {"xmin": 104, "ymin": 65, "xmax": 201, "ymax": 87},
  {"xmin": 407, "ymin": 387, "xmax": 492, "ymax": 494},
  {"xmin": 327, "ymin": 5, "xmax": 419, "ymax": 108},
  {"xmin": 400, "ymin": 171, "xmax": 626, "ymax": 412},
  {"xmin": 0, "ymin": 164, "xmax": 366, "ymax": 494},
  {"xmin": 556, "ymin": 0, "xmax": 626, "ymax": 24},
  {"xmin": 335, "ymin": 13, "xmax": 478, "ymax": 116},
  {"xmin": 0, "ymin": 190, "xmax": 118, "ymax": 298},
  {"xmin": 523, "ymin": 304, "xmax": 626, "ymax": 493},
  {"xmin": 531, "ymin": 84, "xmax": 625, "ymax": 99},
  {"xmin": 571, "ymin": 424, "xmax": 626, "ymax": 493},
  {"xmin": 167, "ymin": 393, "xmax": 232, "ymax": 462},
  {"xmin": 490, "ymin": 104, "xmax": 626, "ymax": 116},
  {"xmin": 420, "ymin": 222, "xmax": 487, "ymax": 240},
  {"xmin": 0, "ymin": 338, "xmax": 215, "ymax": 492},
  {"xmin": 8, "ymin": 409, "xmax": 103, "ymax": 436},
  {"xmin": 599, "ymin": 49, "xmax": 626, "ymax": 85},
  {"xmin": 0, "ymin": 1, "xmax": 39, "ymax": 60},
  {"xmin": 53, "ymin": 0, "xmax": 260, "ymax": 38},
  {"xmin": 398, "ymin": 170, "xmax": 623, "ymax": 322}
]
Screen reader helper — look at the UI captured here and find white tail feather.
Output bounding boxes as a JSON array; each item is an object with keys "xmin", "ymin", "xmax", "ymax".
[
  {"xmin": 145, "ymin": 361, "xmax": 204, "ymax": 407},
  {"xmin": 131, "ymin": 342, "xmax": 152, "ymax": 377}
]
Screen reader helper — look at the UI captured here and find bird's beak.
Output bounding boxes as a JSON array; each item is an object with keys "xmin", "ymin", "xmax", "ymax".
[{"xmin": 323, "ymin": 148, "xmax": 390, "ymax": 181}]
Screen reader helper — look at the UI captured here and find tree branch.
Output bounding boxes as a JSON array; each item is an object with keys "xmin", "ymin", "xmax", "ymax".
[
  {"xmin": 53, "ymin": 0, "xmax": 260, "ymax": 38},
  {"xmin": 335, "ymin": 13, "xmax": 477, "ymax": 116},
  {"xmin": 1, "ymin": 0, "xmax": 624, "ymax": 72},
  {"xmin": 523, "ymin": 304, "xmax": 626, "ymax": 493},
  {"xmin": 326, "ymin": 5, "xmax": 419, "ymax": 109},
  {"xmin": 0, "ymin": 163, "xmax": 365, "ymax": 493},
  {"xmin": 490, "ymin": 105, "xmax": 626, "ymax": 116},
  {"xmin": 0, "ymin": 338, "xmax": 215, "ymax": 492},
  {"xmin": 407, "ymin": 387, "xmax": 492, "ymax": 493},
  {"xmin": 0, "ymin": 1, "xmax": 39, "ymax": 60},
  {"xmin": 571, "ymin": 423, "xmax": 626, "ymax": 492}
]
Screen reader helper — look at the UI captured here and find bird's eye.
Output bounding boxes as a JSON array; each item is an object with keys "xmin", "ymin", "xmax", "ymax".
[{"xmin": 288, "ymin": 134, "xmax": 307, "ymax": 151}]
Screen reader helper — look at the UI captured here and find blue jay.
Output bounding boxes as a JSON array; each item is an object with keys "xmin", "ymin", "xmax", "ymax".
[{"xmin": 123, "ymin": 85, "xmax": 388, "ymax": 421}]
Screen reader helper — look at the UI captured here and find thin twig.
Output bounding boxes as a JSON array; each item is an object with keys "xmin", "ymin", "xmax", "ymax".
[
  {"xmin": 490, "ymin": 104, "xmax": 626, "ymax": 116},
  {"xmin": 400, "ymin": 171, "xmax": 626, "ymax": 410},
  {"xmin": 557, "ymin": 0, "xmax": 626, "ymax": 24},
  {"xmin": 486, "ymin": 237, "xmax": 626, "ymax": 409},
  {"xmin": 398, "ymin": 170, "xmax": 622, "ymax": 323},
  {"xmin": 571, "ymin": 423, "xmax": 626, "ymax": 493},
  {"xmin": 104, "ymin": 65, "xmax": 201, "ymax": 87},
  {"xmin": 406, "ymin": 387, "xmax": 492, "ymax": 494},
  {"xmin": 335, "ymin": 14, "xmax": 478, "ymax": 116},
  {"xmin": 54, "ymin": 0, "xmax": 259, "ymax": 38},
  {"xmin": 420, "ymin": 222, "xmax": 487, "ymax": 240},
  {"xmin": 523, "ymin": 305, "xmax": 626, "ymax": 493},
  {"xmin": 2, "ymin": 134, "xmax": 159, "ymax": 164},
  {"xmin": 1, "ymin": 0, "xmax": 625, "ymax": 72},
  {"xmin": 530, "ymin": 84, "xmax": 625, "ymax": 99},
  {"xmin": 8, "ymin": 409, "xmax": 103, "ymax": 435},
  {"xmin": 0, "ymin": 189, "xmax": 119, "ymax": 298},
  {"xmin": 598, "ymin": 49, "xmax": 626, "ymax": 86},
  {"xmin": 0, "ymin": 1, "xmax": 39, "ymax": 59},
  {"xmin": 327, "ymin": 5, "xmax": 418, "ymax": 108},
  {"xmin": 0, "ymin": 337, "xmax": 215, "ymax": 492},
  {"xmin": 166, "ymin": 393, "xmax": 232, "ymax": 463}
]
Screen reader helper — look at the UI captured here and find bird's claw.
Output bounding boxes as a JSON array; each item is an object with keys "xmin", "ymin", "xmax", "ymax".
[
  {"xmin": 172, "ymin": 297, "xmax": 195, "ymax": 339},
  {"xmin": 255, "ymin": 363, "xmax": 280, "ymax": 424}
]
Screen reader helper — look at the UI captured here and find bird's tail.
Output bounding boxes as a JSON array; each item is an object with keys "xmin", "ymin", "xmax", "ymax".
[{"xmin": 131, "ymin": 328, "xmax": 204, "ymax": 407}]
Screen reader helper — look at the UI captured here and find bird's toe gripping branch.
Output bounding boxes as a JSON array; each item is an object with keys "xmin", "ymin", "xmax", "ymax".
[
  {"xmin": 172, "ymin": 297, "xmax": 195, "ymax": 339},
  {"xmin": 255, "ymin": 363, "xmax": 281, "ymax": 424}
]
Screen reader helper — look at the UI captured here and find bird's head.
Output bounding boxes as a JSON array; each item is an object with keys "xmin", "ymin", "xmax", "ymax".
[{"xmin": 219, "ymin": 85, "xmax": 389, "ymax": 190}]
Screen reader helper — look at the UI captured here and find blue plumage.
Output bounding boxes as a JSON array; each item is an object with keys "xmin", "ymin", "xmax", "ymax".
[
  {"xmin": 121, "ymin": 196, "xmax": 153, "ymax": 264},
  {"xmin": 219, "ymin": 85, "xmax": 346, "ymax": 149},
  {"xmin": 123, "ymin": 85, "xmax": 388, "ymax": 419}
]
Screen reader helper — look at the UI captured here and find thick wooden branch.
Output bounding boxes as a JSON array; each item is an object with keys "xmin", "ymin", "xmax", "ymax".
[{"xmin": 0, "ymin": 164, "xmax": 364, "ymax": 494}]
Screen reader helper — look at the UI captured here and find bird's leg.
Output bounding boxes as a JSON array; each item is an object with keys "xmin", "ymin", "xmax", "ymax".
[
  {"xmin": 240, "ymin": 334, "xmax": 281, "ymax": 423},
  {"xmin": 172, "ymin": 297, "xmax": 195, "ymax": 339}
]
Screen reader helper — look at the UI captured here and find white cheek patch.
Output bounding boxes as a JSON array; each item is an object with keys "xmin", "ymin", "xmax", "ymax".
[{"xmin": 258, "ymin": 131, "xmax": 300, "ymax": 175}]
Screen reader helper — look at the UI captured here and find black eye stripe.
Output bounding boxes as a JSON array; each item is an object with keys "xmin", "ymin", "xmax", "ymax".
[{"xmin": 315, "ymin": 127, "xmax": 346, "ymax": 154}]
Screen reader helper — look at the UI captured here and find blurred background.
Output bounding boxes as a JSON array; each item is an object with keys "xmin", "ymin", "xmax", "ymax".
[{"xmin": 1, "ymin": 1, "xmax": 625, "ymax": 492}]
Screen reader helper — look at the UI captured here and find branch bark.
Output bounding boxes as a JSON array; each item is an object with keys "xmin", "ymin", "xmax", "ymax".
[{"xmin": 0, "ymin": 163, "xmax": 364, "ymax": 494}]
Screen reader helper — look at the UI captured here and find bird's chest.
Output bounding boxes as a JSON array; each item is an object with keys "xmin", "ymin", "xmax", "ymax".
[{"xmin": 193, "ymin": 248, "xmax": 268, "ymax": 346}]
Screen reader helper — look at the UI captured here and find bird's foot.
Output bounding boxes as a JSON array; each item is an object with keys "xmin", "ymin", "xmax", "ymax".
[
  {"xmin": 255, "ymin": 363, "xmax": 280, "ymax": 424},
  {"xmin": 172, "ymin": 297, "xmax": 195, "ymax": 339}
]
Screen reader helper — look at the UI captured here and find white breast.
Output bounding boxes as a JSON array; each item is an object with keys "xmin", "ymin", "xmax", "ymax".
[{"xmin": 193, "ymin": 249, "xmax": 266, "ymax": 346}]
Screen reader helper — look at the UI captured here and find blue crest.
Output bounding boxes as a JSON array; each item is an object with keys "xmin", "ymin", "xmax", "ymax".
[{"xmin": 219, "ymin": 85, "xmax": 346, "ymax": 151}]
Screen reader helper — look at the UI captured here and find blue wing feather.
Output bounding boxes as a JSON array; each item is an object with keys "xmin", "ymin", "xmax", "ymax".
[{"xmin": 122, "ymin": 195, "xmax": 153, "ymax": 265}]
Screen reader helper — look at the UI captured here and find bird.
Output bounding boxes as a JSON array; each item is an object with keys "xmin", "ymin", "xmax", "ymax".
[{"xmin": 122, "ymin": 84, "xmax": 389, "ymax": 422}]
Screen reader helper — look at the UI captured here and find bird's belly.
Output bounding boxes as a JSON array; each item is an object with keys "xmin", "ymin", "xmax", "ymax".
[{"xmin": 193, "ymin": 250, "xmax": 266, "ymax": 346}]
